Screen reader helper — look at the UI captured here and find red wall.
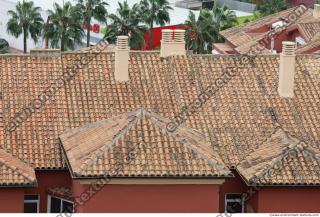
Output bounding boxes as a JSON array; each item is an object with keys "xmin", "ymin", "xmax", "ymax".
[
  {"xmin": 289, "ymin": 0, "xmax": 315, "ymax": 6},
  {"xmin": 142, "ymin": 25, "xmax": 187, "ymax": 50},
  {"xmin": 219, "ymin": 171, "xmax": 247, "ymax": 212},
  {"xmin": 0, "ymin": 188, "xmax": 24, "ymax": 212},
  {"xmin": 72, "ymin": 180, "xmax": 220, "ymax": 213},
  {"xmin": 25, "ymin": 170, "xmax": 72, "ymax": 213},
  {"xmin": 257, "ymin": 187, "xmax": 320, "ymax": 212}
]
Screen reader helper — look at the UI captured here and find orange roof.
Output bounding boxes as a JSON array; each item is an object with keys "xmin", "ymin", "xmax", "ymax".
[
  {"xmin": 0, "ymin": 149, "xmax": 36, "ymax": 186},
  {"xmin": 220, "ymin": 6, "xmax": 320, "ymax": 54},
  {"xmin": 238, "ymin": 128, "xmax": 320, "ymax": 185},
  {"xmin": 0, "ymin": 51, "xmax": 319, "ymax": 184},
  {"xmin": 60, "ymin": 108, "xmax": 230, "ymax": 178},
  {"xmin": 47, "ymin": 186, "xmax": 73, "ymax": 200}
]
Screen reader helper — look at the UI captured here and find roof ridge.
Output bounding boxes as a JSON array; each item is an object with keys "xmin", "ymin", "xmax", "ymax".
[
  {"xmin": 142, "ymin": 109, "xmax": 230, "ymax": 176},
  {"xmin": 73, "ymin": 108, "xmax": 230, "ymax": 177},
  {"xmin": 0, "ymin": 149, "xmax": 36, "ymax": 185},
  {"xmin": 78, "ymin": 108, "xmax": 144, "ymax": 174},
  {"xmin": 221, "ymin": 6, "xmax": 302, "ymax": 35},
  {"xmin": 252, "ymin": 140, "xmax": 302, "ymax": 182}
]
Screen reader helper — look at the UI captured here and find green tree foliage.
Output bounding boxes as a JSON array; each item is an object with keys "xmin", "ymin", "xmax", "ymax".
[
  {"xmin": 7, "ymin": 0, "xmax": 44, "ymax": 53},
  {"xmin": 76, "ymin": 0, "xmax": 109, "ymax": 47},
  {"xmin": 43, "ymin": 2, "xmax": 84, "ymax": 51},
  {"xmin": 139, "ymin": 0, "xmax": 172, "ymax": 49},
  {"xmin": 105, "ymin": 1, "xmax": 147, "ymax": 49}
]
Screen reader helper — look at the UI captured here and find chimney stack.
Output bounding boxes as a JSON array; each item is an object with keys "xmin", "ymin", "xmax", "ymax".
[
  {"xmin": 160, "ymin": 29, "xmax": 186, "ymax": 58},
  {"xmin": 278, "ymin": 41, "xmax": 296, "ymax": 98},
  {"xmin": 115, "ymin": 36, "xmax": 129, "ymax": 82},
  {"xmin": 314, "ymin": 4, "xmax": 320, "ymax": 18}
]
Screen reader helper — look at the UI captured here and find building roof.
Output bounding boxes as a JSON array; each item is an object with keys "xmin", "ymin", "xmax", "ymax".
[
  {"xmin": 238, "ymin": 128, "xmax": 320, "ymax": 185},
  {"xmin": 0, "ymin": 51, "xmax": 319, "ymax": 185},
  {"xmin": 296, "ymin": 32, "xmax": 320, "ymax": 53},
  {"xmin": 220, "ymin": 6, "xmax": 320, "ymax": 54},
  {"xmin": 60, "ymin": 108, "xmax": 230, "ymax": 178},
  {"xmin": 47, "ymin": 186, "xmax": 73, "ymax": 201},
  {"xmin": 0, "ymin": 149, "xmax": 36, "ymax": 186}
]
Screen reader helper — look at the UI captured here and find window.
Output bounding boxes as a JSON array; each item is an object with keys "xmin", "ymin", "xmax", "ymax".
[
  {"xmin": 24, "ymin": 195, "xmax": 39, "ymax": 213},
  {"xmin": 225, "ymin": 194, "xmax": 244, "ymax": 213},
  {"xmin": 295, "ymin": 36, "xmax": 306, "ymax": 47},
  {"xmin": 48, "ymin": 195, "xmax": 74, "ymax": 213}
]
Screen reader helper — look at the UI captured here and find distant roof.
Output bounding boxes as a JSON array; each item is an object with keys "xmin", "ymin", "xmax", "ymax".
[{"xmin": 220, "ymin": 6, "xmax": 320, "ymax": 54}]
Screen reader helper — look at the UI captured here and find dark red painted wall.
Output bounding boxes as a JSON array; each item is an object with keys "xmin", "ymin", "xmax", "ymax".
[
  {"xmin": 289, "ymin": 0, "xmax": 315, "ymax": 6},
  {"xmin": 0, "ymin": 188, "xmax": 24, "ymax": 212},
  {"xmin": 219, "ymin": 171, "xmax": 247, "ymax": 212},
  {"xmin": 258, "ymin": 28, "xmax": 301, "ymax": 53},
  {"xmin": 257, "ymin": 187, "xmax": 320, "ymax": 212},
  {"xmin": 142, "ymin": 25, "xmax": 187, "ymax": 50},
  {"xmin": 25, "ymin": 170, "xmax": 72, "ymax": 213},
  {"xmin": 72, "ymin": 180, "xmax": 220, "ymax": 213}
]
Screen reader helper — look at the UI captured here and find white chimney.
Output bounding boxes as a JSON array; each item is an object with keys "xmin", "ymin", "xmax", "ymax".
[
  {"xmin": 115, "ymin": 36, "xmax": 129, "ymax": 82},
  {"xmin": 160, "ymin": 29, "xmax": 186, "ymax": 58},
  {"xmin": 314, "ymin": 4, "xmax": 320, "ymax": 18},
  {"xmin": 278, "ymin": 41, "xmax": 296, "ymax": 98}
]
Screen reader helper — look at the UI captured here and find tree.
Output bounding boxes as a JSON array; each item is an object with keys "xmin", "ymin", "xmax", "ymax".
[
  {"xmin": 258, "ymin": 0, "xmax": 287, "ymax": 16},
  {"xmin": 212, "ymin": 4, "xmax": 238, "ymax": 30},
  {"xmin": 0, "ymin": 39, "xmax": 9, "ymax": 54},
  {"xmin": 105, "ymin": 1, "xmax": 147, "ymax": 49},
  {"xmin": 43, "ymin": 2, "xmax": 84, "ymax": 51},
  {"xmin": 76, "ymin": 0, "xmax": 108, "ymax": 47},
  {"xmin": 139, "ymin": 0, "xmax": 172, "ymax": 50},
  {"xmin": 7, "ymin": 0, "xmax": 43, "ymax": 53},
  {"xmin": 185, "ymin": 5, "xmax": 237, "ymax": 54}
]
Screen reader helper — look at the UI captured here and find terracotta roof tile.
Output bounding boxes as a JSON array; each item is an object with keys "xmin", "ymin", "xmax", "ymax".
[
  {"xmin": 60, "ymin": 108, "xmax": 230, "ymax": 178},
  {"xmin": 237, "ymin": 128, "xmax": 320, "ymax": 185},
  {"xmin": 0, "ymin": 51, "xmax": 319, "ymax": 185},
  {"xmin": 47, "ymin": 186, "xmax": 73, "ymax": 201},
  {"xmin": 0, "ymin": 149, "xmax": 36, "ymax": 186},
  {"xmin": 220, "ymin": 6, "xmax": 320, "ymax": 53}
]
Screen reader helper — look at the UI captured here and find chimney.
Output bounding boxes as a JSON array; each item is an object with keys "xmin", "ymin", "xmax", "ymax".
[
  {"xmin": 278, "ymin": 41, "xmax": 296, "ymax": 98},
  {"xmin": 314, "ymin": 4, "xmax": 320, "ymax": 18},
  {"xmin": 115, "ymin": 36, "xmax": 129, "ymax": 82},
  {"xmin": 160, "ymin": 29, "xmax": 186, "ymax": 58}
]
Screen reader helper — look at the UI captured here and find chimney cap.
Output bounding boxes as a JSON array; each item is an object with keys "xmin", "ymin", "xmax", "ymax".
[
  {"xmin": 117, "ymin": 35, "xmax": 129, "ymax": 39},
  {"xmin": 282, "ymin": 41, "xmax": 295, "ymax": 56},
  {"xmin": 174, "ymin": 29, "xmax": 186, "ymax": 33},
  {"xmin": 282, "ymin": 41, "xmax": 295, "ymax": 46}
]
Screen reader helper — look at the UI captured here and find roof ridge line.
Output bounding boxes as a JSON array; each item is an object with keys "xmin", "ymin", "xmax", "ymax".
[
  {"xmin": 143, "ymin": 110, "xmax": 230, "ymax": 176},
  {"xmin": 253, "ymin": 140, "xmax": 303, "ymax": 182},
  {"xmin": 0, "ymin": 149, "xmax": 36, "ymax": 184},
  {"xmin": 77, "ymin": 108, "xmax": 144, "ymax": 175}
]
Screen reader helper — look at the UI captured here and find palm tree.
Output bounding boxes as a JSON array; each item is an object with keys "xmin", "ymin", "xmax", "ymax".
[
  {"xmin": 105, "ymin": 1, "xmax": 147, "ymax": 49},
  {"xmin": 185, "ymin": 5, "xmax": 237, "ymax": 54},
  {"xmin": 185, "ymin": 10, "xmax": 216, "ymax": 54},
  {"xmin": 0, "ymin": 39, "xmax": 9, "ymax": 54},
  {"xmin": 139, "ymin": 0, "xmax": 172, "ymax": 50},
  {"xmin": 7, "ymin": 0, "xmax": 43, "ymax": 53},
  {"xmin": 212, "ymin": 4, "xmax": 238, "ymax": 30},
  {"xmin": 258, "ymin": 0, "xmax": 287, "ymax": 16},
  {"xmin": 43, "ymin": 2, "xmax": 84, "ymax": 51},
  {"xmin": 76, "ymin": 0, "xmax": 109, "ymax": 47}
]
